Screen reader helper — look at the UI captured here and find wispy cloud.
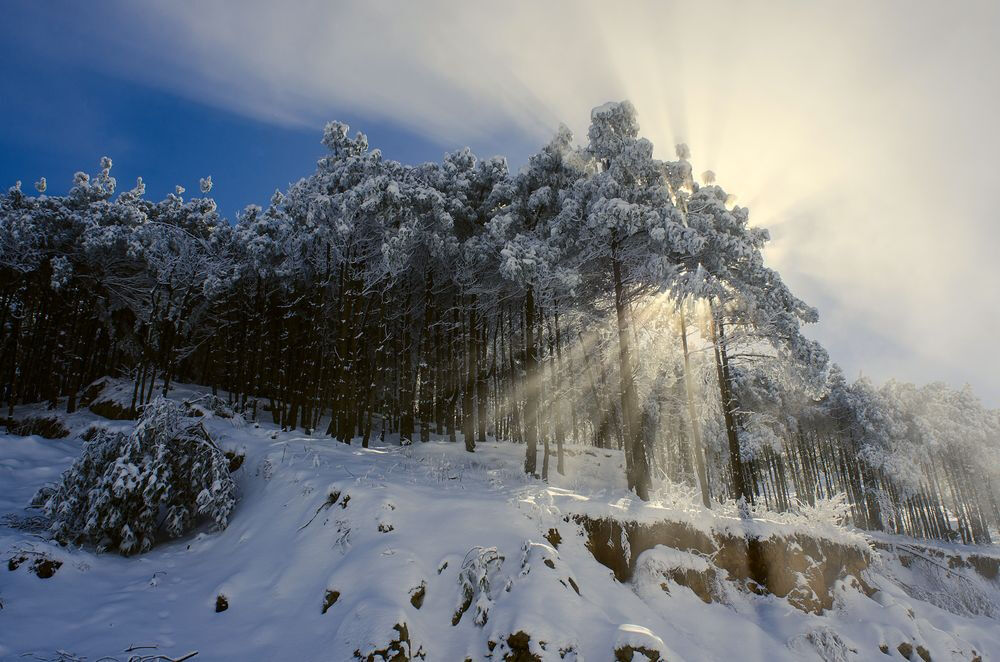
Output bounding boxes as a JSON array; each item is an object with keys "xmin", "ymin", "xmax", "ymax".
[{"xmin": 19, "ymin": 0, "xmax": 1000, "ymax": 403}]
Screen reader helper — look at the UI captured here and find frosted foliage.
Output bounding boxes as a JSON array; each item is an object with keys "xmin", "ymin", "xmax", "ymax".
[
  {"xmin": 455, "ymin": 546, "xmax": 507, "ymax": 626},
  {"xmin": 874, "ymin": 380, "xmax": 1000, "ymax": 494},
  {"xmin": 588, "ymin": 100, "xmax": 640, "ymax": 162},
  {"xmin": 4, "ymin": 99, "xmax": 993, "ymax": 539},
  {"xmin": 36, "ymin": 398, "xmax": 237, "ymax": 555},
  {"xmin": 49, "ymin": 255, "xmax": 72, "ymax": 291}
]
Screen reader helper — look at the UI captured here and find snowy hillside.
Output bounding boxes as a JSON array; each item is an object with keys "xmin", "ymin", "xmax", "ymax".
[{"xmin": 1, "ymin": 383, "xmax": 999, "ymax": 661}]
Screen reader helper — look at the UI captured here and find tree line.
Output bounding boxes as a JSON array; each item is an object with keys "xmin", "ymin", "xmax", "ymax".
[{"xmin": 1, "ymin": 102, "xmax": 997, "ymax": 543}]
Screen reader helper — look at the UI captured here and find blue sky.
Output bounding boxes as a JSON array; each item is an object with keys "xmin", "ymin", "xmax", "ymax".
[
  {"xmin": 0, "ymin": 2, "xmax": 537, "ymax": 218},
  {"xmin": 3, "ymin": 1, "xmax": 999, "ymax": 404},
  {"xmin": 1, "ymin": 63, "xmax": 321, "ymax": 219}
]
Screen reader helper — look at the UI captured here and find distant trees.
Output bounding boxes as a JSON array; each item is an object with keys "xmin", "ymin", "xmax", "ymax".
[{"xmin": 2, "ymin": 101, "xmax": 998, "ymax": 542}]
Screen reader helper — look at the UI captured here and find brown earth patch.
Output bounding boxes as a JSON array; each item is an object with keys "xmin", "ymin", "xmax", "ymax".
[{"xmin": 575, "ymin": 515, "xmax": 871, "ymax": 613}]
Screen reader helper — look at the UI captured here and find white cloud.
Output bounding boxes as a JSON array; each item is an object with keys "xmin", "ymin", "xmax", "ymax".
[{"xmin": 50, "ymin": 0, "xmax": 1000, "ymax": 403}]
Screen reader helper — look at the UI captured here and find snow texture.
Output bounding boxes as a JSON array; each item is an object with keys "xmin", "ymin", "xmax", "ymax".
[{"xmin": 0, "ymin": 382, "xmax": 998, "ymax": 660}]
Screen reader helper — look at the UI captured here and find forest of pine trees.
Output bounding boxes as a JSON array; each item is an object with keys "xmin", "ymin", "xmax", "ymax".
[{"xmin": 2, "ymin": 101, "xmax": 998, "ymax": 544}]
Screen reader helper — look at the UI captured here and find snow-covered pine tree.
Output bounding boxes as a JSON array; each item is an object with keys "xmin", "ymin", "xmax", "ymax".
[
  {"xmin": 2, "ymin": 102, "xmax": 997, "ymax": 541},
  {"xmin": 36, "ymin": 397, "xmax": 237, "ymax": 554}
]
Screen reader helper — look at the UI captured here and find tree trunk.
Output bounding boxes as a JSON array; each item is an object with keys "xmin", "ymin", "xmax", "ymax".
[
  {"xmin": 679, "ymin": 304, "xmax": 711, "ymax": 508},
  {"xmin": 523, "ymin": 288, "xmax": 538, "ymax": 476},
  {"xmin": 612, "ymin": 252, "xmax": 650, "ymax": 501},
  {"xmin": 553, "ymin": 308, "xmax": 565, "ymax": 476},
  {"xmin": 463, "ymin": 297, "xmax": 477, "ymax": 452},
  {"xmin": 710, "ymin": 301, "xmax": 749, "ymax": 503}
]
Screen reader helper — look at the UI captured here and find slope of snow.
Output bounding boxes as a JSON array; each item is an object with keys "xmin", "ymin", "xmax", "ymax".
[{"xmin": 1, "ymin": 386, "xmax": 999, "ymax": 661}]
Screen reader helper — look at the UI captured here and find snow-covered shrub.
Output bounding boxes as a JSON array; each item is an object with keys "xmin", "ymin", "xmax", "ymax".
[
  {"xmin": 183, "ymin": 394, "xmax": 234, "ymax": 419},
  {"xmin": 788, "ymin": 626, "xmax": 851, "ymax": 662},
  {"xmin": 4, "ymin": 415, "xmax": 70, "ymax": 439},
  {"xmin": 36, "ymin": 397, "xmax": 237, "ymax": 555},
  {"xmin": 453, "ymin": 546, "xmax": 509, "ymax": 626},
  {"xmin": 792, "ymin": 493, "xmax": 852, "ymax": 527}
]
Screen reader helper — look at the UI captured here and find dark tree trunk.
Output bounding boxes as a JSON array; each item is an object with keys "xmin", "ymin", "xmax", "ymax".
[
  {"xmin": 523, "ymin": 288, "xmax": 538, "ymax": 476},
  {"xmin": 710, "ymin": 302, "xmax": 749, "ymax": 504},
  {"xmin": 612, "ymin": 252, "xmax": 650, "ymax": 501}
]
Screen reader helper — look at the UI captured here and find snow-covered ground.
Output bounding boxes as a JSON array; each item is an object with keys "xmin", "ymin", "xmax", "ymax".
[{"xmin": 2, "ymin": 383, "xmax": 999, "ymax": 661}]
